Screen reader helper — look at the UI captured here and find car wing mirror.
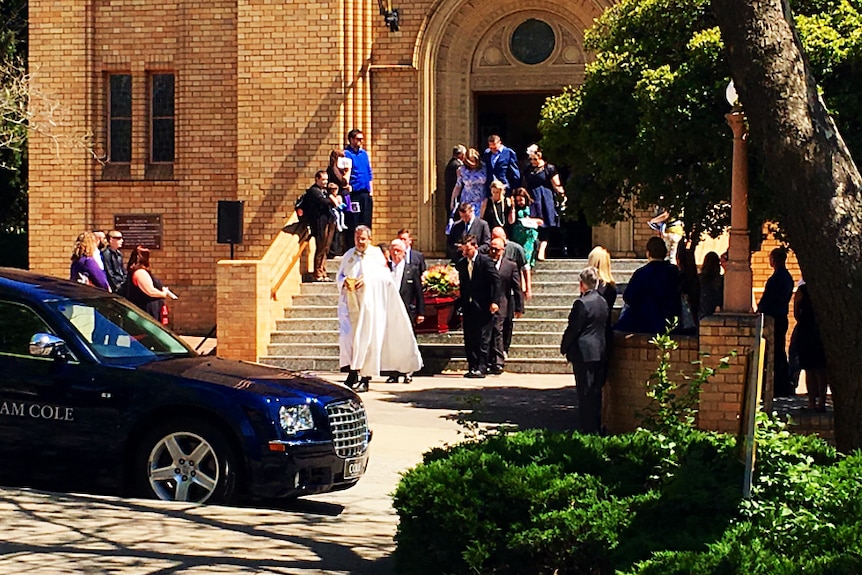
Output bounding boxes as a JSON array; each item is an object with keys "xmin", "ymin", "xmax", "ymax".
[{"xmin": 29, "ymin": 333, "xmax": 70, "ymax": 360}]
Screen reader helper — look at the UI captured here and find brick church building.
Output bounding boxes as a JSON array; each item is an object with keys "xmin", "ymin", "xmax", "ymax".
[{"xmin": 28, "ymin": 0, "xmax": 630, "ymax": 332}]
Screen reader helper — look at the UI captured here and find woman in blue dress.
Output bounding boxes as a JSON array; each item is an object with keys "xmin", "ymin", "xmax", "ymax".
[
  {"xmin": 450, "ymin": 148, "xmax": 488, "ymax": 218},
  {"xmin": 524, "ymin": 144, "xmax": 567, "ymax": 261}
]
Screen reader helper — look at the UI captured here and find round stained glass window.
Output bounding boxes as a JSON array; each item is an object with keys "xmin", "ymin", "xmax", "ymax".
[{"xmin": 510, "ymin": 19, "xmax": 555, "ymax": 65}]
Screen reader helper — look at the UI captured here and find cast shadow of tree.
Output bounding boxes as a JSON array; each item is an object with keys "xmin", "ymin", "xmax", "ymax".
[{"xmin": 381, "ymin": 384, "xmax": 578, "ymax": 433}]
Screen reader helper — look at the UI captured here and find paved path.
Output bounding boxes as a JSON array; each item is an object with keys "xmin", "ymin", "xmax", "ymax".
[{"xmin": 0, "ymin": 372, "xmax": 577, "ymax": 574}]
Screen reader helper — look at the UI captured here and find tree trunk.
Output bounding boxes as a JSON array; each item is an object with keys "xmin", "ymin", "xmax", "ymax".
[{"xmin": 711, "ymin": 0, "xmax": 862, "ymax": 451}]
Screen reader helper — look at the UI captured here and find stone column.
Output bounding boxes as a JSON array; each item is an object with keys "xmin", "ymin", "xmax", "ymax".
[{"xmin": 724, "ymin": 108, "xmax": 754, "ymax": 312}]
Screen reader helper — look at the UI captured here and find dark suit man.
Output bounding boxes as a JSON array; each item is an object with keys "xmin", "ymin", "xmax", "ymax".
[
  {"xmin": 488, "ymin": 237, "xmax": 524, "ymax": 373},
  {"xmin": 447, "ymin": 202, "xmax": 491, "ymax": 261},
  {"xmin": 386, "ymin": 239, "xmax": 425, "ymax": 384},
  {"xmin": 102, "ymin": 230, "xmax": 127, "ymax": 292},
  {"xmin": 398, "ymin": 228, "xmax": 426, "ymax": 274},
  {"xmin": 482, "ymin": 134, "xmax": 520, "ymax": 194},
  {"xmin": 456, "ymin": 234, "xmax": 501, "ymax": 378},
  {"xmin": 757, "ymin": 248, "xmax": 795, "ymax": 397},
  {"xmin": 560, "ymin": 267, "xmax": 610, "ymax": 434}
]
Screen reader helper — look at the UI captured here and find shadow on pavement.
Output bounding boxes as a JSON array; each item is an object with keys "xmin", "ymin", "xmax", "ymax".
[
  {"xmin": 380, "ymin": 384, "xmax": 578, "ymax": 432},
  {"xmin": 0, "ymin": 488, "xmax": 394, "ymax": 574}
]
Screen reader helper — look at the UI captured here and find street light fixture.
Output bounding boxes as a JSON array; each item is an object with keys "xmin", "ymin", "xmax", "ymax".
[{"xmin": 723, "ymin": 79, "xmax": 754, "ymax": 313}]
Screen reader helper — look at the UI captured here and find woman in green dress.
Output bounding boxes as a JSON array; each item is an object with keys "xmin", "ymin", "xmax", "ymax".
[{"xmin": 508, "ymin": 187, "xmax": 543, "ymax": 268}]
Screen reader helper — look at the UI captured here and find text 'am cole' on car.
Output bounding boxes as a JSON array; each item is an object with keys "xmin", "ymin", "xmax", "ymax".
[{"xmin": 0, "ymin": 267, "xmax": 370, "ymax": 505}]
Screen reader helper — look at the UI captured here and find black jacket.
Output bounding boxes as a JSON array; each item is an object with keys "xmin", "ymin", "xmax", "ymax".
[
  {"xmin": 455, "ymin": 253, "xmax": 501, "ymax": 317},
  {"xmin": 495, "ymin": 257, "xmax": 524, "ymax": 320},
  {"xmin": 394, "ymin": 261, "xmax": 426, "ymax": 322},
  {"xmin": 447, "ymin": 218, "xmax": 491, "ymax": 261},
  {"xmin": 561, "ymin": 289, "xmax": 609, "ymax": 364}
]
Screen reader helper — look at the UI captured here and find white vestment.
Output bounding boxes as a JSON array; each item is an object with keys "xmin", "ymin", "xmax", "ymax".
[{"xmin": 337, "ymin": 246, "xmax": 423, "ymax": 378}]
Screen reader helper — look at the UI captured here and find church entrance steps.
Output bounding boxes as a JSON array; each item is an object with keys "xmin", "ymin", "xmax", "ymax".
[{"xmin": 258, "ymin": 257, "xmax": 647, "ymax": 375}]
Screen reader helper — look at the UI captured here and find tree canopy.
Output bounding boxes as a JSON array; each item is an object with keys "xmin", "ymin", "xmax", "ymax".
[
  {"xmin": 1, "ymin": 0, "xmax": 29, "ymax": 232},
  {"xmin": 539, "ymin": 0, "xmax": 862, "ymax": 243}
]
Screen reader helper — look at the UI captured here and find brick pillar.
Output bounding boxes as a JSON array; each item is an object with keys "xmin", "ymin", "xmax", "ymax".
[{"xmin": 697, "ymin": 313, "xmax": 761, "ymax": 433}]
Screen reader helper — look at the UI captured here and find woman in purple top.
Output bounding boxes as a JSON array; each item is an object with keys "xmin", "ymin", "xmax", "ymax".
[{"xmin": 69, "ymin": 231, "xmax": 110, "ymax": 290}]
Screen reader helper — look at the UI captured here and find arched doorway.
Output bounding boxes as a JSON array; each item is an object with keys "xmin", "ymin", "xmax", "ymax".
[{"xmin": 415, "ymin": 0, "xmax": 616, "ymax": 254}]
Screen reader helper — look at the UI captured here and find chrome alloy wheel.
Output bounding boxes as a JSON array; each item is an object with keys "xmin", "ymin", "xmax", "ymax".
[{"xmin": 146, "ymin": 431, "xmax": 221, "ymax": 503}]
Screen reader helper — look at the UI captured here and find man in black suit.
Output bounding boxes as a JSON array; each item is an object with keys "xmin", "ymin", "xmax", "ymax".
[
  {"xmin": 560, "ymin": 267, "xmax": 610, "ymax": 434},
  {"xmin": 455, "ymin": 234, "xmax": 500, "ymax": 378},
  {"xmin": 488, "ymin": 237, "xmax": 524, "ymax": 374},
  {"xmin": 385, "ymin": 238, "xmax": 425, "ymax": 383},
  {"xmin": 398, "ymin": 228, "xmax": 426, "ymax": 274},
  {"xmin": 447, "ymin": 202, "xmax": 491, "ymax": 261}
]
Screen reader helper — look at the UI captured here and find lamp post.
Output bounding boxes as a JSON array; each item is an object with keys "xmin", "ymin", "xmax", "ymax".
[{"xmin": 723, "ymin": 81, "xmax": 754, "ymax": 312}]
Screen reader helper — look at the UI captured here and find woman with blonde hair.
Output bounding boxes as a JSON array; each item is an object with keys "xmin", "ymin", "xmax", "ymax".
[
  {"xmin": 588, "ymin": 246, "xmax": 617, "ymax": 385},
  {"xmin": 70, "ymin": 231, "xmax": 110, "ymax": 290}
]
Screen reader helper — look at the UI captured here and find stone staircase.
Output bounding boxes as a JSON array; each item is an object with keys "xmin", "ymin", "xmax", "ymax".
[{"xmin": 259, "ymin": 257, "xmax": 648, "ymax": 374}]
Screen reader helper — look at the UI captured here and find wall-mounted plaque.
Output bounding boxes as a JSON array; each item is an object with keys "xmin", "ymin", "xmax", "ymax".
[{"xmin": 114, "ymin": 214, "xmax": 163, "ymax": 250}]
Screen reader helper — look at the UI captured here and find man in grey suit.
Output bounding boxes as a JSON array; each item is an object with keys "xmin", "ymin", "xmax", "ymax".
[
  {"xmin": 560, "ymin": 267, "xmax": 610, "ymax": 434},
  {"xmin": 488, "ymin": 237, "xmax": 524, "ymax": 374},
  {"xmin": 446, "ymin": 202, "xmax": 491, "ymax": 261}
]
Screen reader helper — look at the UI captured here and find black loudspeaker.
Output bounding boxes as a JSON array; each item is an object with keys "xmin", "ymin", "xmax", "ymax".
[{"xmin": 217, "ymin": 200, "xmax": 244, "ymax": 244}]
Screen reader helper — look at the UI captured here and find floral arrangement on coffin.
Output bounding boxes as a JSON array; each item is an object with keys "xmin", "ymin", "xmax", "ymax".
[{"xmin": 421, "ymin": 264, "xmax": 460, "ymax": 298}]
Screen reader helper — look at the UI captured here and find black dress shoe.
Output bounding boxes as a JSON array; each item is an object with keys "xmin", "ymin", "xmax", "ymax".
[
  {"xmin": 489, "ymin": 365, "xmax": 504, "ymax": 375},
  {"xmin": 344, "ymin": 370, "xmax": 359, "ymax": 388},
  {"xmin": 464, "ymin": 370, "xmax": 485, "ymax": 379},
  {"xmin": 354, "ymin": 376, "xmax": 371, "ymax": 393},
  {"xmin": 403, "ymin": 375, "xmax": 413, "ymax": 384},
  {"xmin": 385, "ymin": 375, "xmax": 399, "ymax": 383}
]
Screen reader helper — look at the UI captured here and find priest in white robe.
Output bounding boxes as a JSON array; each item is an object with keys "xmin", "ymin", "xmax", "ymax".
[{"xmin": 337, "ymin": 225, "xmax": 423, "ymax": 391}]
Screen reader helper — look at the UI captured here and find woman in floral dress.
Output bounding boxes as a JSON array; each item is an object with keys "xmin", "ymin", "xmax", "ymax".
[
  {"xmin": 450, "ymin": 148, "xmax": 487, "ymax": 218},
  {"xmin": 509, "ymin": 187, "xmax": 542, "ymax": 268}
]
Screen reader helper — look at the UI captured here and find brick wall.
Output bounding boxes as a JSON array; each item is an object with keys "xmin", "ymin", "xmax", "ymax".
[
  {"xmin": 604, "ymin": 312, "xmax": 788, "ymax": 436},
  {"xmin": 603, "ymin": 332, "xmax": 700, "ymax": 434}
]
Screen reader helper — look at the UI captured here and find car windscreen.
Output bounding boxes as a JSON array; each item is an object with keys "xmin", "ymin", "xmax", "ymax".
[{"xmin": 46, "ymin": 297, "xmax": 196, "ymax": 364}]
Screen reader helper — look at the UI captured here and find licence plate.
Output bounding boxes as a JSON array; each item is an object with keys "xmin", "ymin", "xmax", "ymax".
[{"xmin": 344, "ymin": 454, "xmax": 368, "ymax": 479}]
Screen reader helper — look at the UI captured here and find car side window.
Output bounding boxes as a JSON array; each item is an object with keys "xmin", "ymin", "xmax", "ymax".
[{"xmin": 0, "ymin": 300, "xmax": 54, "ymax": 356}]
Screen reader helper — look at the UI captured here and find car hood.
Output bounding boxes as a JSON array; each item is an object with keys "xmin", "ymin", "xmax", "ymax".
[{"xmin": 137, "ymin": 356, "xmax": 356, "ymax": 401}]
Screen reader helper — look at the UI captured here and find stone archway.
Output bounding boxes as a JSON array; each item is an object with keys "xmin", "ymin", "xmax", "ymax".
[{"xmin": 414, "ymin": 0, "xmax": 616, "ymax": 253}]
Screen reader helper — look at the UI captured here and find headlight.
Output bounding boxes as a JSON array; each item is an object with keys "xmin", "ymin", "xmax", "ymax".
[{"xmin": 279, "ymin": 404, "xmax": 315, "ymax": 436}]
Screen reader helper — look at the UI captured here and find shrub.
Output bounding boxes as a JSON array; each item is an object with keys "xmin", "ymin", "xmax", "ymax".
[{"xmin": 393, "ymin": 329, "xmax": 862, "ymax": 575}]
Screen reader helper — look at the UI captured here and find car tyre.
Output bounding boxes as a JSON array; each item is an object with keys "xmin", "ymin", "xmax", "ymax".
[{"xmin": 134, "ymin": 418, "xmax": 239, "ymax": 504}]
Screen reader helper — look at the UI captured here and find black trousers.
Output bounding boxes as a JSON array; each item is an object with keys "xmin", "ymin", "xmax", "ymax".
[
  {"xmin": 490, "ymin": 311, "xmax": 512, "ymax": 367},
  {"xmin": 344, "ymin": 190, "xmax": 373, "ymax": 249},
  {"xmin": 463, "ymin": 308, "xmax": 493, "ymax": 373},
  {"xmin": 772, "ymin": 315, "xmax": 792, "ymax": 396},
  {"xmin": 574, "ymin": 361, "xmax": 603, "ymax": 434}
]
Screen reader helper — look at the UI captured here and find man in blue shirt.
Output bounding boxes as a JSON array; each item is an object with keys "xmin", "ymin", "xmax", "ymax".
[
  {"xmin": 482, "ymin": 134, "xmax": 520, "ymax": 194},
  {"xmin": 344, "ymin": 129, "xmax": 373, "ymax": 249}
]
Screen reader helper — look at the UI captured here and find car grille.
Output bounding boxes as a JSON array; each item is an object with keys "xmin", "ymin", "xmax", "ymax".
[{"xmin": 325, "ymin": 399, "xmax": 369, "ymax": 458}]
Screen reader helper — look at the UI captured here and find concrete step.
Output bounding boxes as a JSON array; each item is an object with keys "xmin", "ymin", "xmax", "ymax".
[
  {"xmin": 259, "ymin": 356, "xmax": 343, "ymax": 372},
  {"xmin": 267, "ymin": 343, "xmax": 340, "ymax": 357},
  {"xmin": 290, "ymin": 294, "xmax": 341, "ymax": 306},
  {"xmin": 285, "ymin": 305, "xmax": 341, "ymax": 319},
  {"xmin": 270, "ymin": 330, "xmax": 340, "ymax": 344},
  {"xmin": 276, "ymin": 318, "xmax": 340, "ymax": 331}
]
